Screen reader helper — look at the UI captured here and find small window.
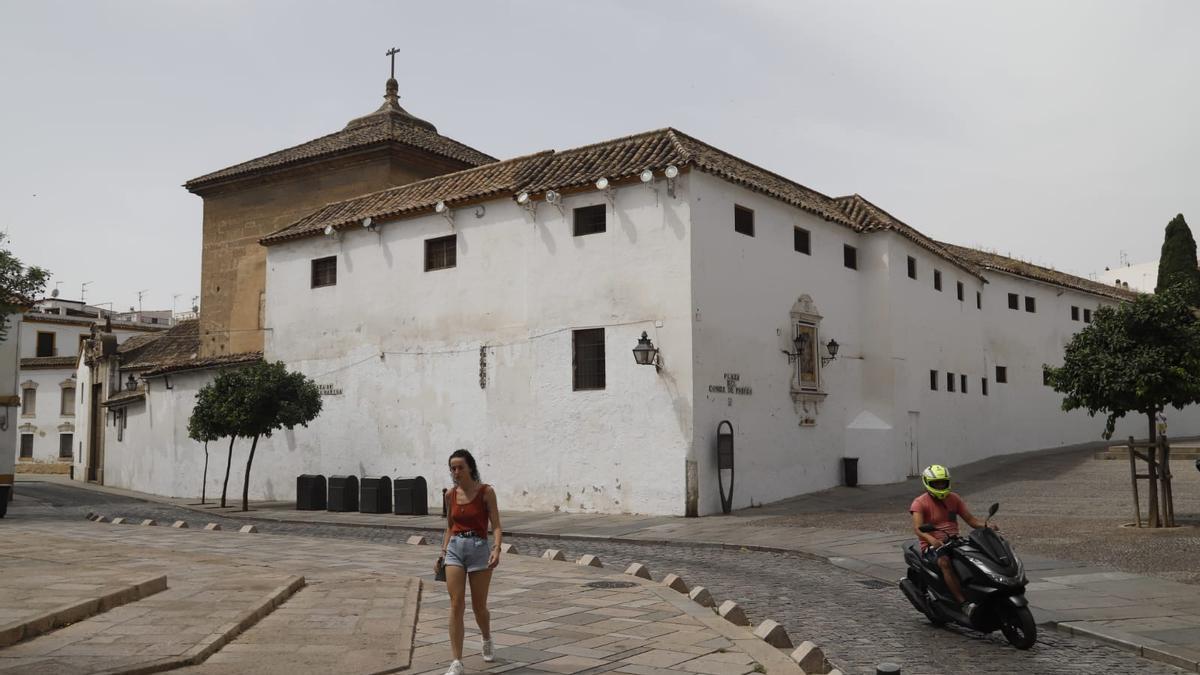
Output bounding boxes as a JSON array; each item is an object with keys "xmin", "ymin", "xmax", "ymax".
[
  {"xmin": 930, "ymin": 370, "xmax": 939, "ymax": 391},
  {"xmin": 734, "ymin": 205, "xmax": 755, "ymax": 237},
  {"xmin": 1043, "ymin": 367, "xmax": 1052, "ymax": 386},
  {"xmin": 996, "ymin": 366, "xmax": 1007, "ymax": 383},
  {"xmin": 947, "ymin": 372, "xmax": 956, "ymax": 392},
  {"xmin": 843, "ymin": 245, "xmax": 858, "ymax": 270},
  {"xmin": 982, "ymin": 378, "xmax": 989, "ymax": 396},
  {"xmin": 20, "ymin": 434, "xmax": 33, "ymax": 459},
  {"xmin": 61, "ymin": 387, "xmax": 75, "ymax": 416},
  {"xmin": 1008, "ymin": 293, "xmax": 1019, "ymax": 310},
  {"xmin": 573, "ymin": 204, "xmax": 606, "ymax": 236},
  {"xmin": 907, "ymin": 256, "xmax": 917, "ymax": 280},
  {"xmin": 976, "ymin": 291, "xmax": 982, "ymax": 310},
  {"xmin": 1071, "ymin": 306, "xmax": 1080, "ymax": 321},
  {"xmin": 1025, "ymin": 296, "xmax": 1036, "ymax": 313},
  {"xmin": 424, "ymin": 235, "xmax": 457, "ymax": 271},
  {"xmin": 310, "ymin": 256, "xmax": 337, "ymax": 288},
  {"xmin": 1083, "ymin": 308, "xmax": 1092, "ymax": 323},
  {"xmin": 59, "ymin": 433, "xmax": 73, "ymax": 459},
  {"xmin": 794, "ymin": 227, "xmax": 810, "ymax": 255},
  {"xmin": 572, "ymin": 328, "xmax": 606, "ymax": 391},
  {"xmin": 956, "ymin": 282, "xmax": 964, "ymax": 302},
  {"xmin": 117, "ymin": 409, "xmax": 124, "ymax": 442},
  {"xmin": 933, "ymin": 270, "xmax": 942, "ymax": 291},
  {"xmin": 36, "ymin": 332, "xmax": 56, "ymax": 357},
  {"xmin": 960, "ymin": 374, "xmax": 967, "ymax": 394},
  {"xmin": 22, "ymin": 388, "xmax": 35, "ymax": 416}
]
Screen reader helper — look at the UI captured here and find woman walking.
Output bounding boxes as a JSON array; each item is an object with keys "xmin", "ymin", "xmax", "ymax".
[{"xmin": 438, "ymin": 449, "xmax": 502, "ymax": 675}]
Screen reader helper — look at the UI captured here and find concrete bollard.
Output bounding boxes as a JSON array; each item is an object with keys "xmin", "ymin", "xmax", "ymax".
[
  {"xmin": 624, "ymin": 563, "xmax": 652, "ymax": 580},
  {"xmin": 238, "ymin": 525, "xmax": 258, "ymax": 533},
  {"xmin": 876, "ymin": 663, "xmax": 901, "ymax": 675},
  {"xmin": 406, "ymin": 535, "xmax": 427, "ymax": 545},
  {"xmin": 500, "ymin": 543, "xmax": 519, "ymax": 555},
  {"xmin": 140, "ymin": 519, "xmax": 158, "ymax": 526},
  {"xmin": 661, "ymin": 574, "xmax": 689, "ymax": 593},
  {"xmin": 171, "ymin": 520, "xmax": 189, "ymax": 528},
  {"xmin": 688, "ymin": 586, "xmax": 715, "ymax": 607},
  {"xmin": 542, "ymin": 549, "xmax": 566, "ymax": 561},
  {"xmin": 718, "ymin": 600, "xmax": 749, "ymax": 626},
  {"xmin": 110, "ymin": 517, "xmax": 127, "ymax": 525},
  {"xmin": 753, "ymin": 619, "xmax": 793, "ymax": 649},
  {"xmin": 95, "ymin": 515, "xmax": 109, "ymax": 523},
  {"xmin": 203, "ymin": 523, "xmax": 222, "ymax": 531},
  {"xmin": 577, "ymin": 554, "xmax": 603, "ymax": 568},
  {"xmin": 85, "ymin": 512, "xmax": 96, "ymax": 520},
  {"xmin": 791, "ymin": 641, "xmax": 829, "ymax": 673}
]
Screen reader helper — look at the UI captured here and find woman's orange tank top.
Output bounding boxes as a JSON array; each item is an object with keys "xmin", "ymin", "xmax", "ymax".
[{"xmin": 450, "ymin": 484, "xmax": 489, "ymax": 537}]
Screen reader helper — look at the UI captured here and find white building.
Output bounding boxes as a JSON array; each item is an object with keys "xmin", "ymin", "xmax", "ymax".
[{"xmin": 75, "ymin": 127, "xmax": 1200, "ymax": 516}]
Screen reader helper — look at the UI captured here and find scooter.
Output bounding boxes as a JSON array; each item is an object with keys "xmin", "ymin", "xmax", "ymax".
[{"xmin": 898, "ymin": 502, "xmax": 1037, "ymax": 649}]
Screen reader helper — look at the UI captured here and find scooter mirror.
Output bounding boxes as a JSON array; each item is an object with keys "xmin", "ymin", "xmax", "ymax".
[
  {"xmin": 919, "ymin": 523, "xmax": 937, "ymax": 533},
  {"xmin": 988, "ymin": 503, "xmax": 1000, "ymax": 518}
]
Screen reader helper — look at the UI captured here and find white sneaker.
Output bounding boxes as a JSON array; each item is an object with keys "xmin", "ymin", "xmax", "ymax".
[
  {"xmin": 482, "ymin": 638, "xmax": 495, "ymax": 662},
  {"xmin": 445, "ymin": 659, "xmax": 464, "ymax": 675}
]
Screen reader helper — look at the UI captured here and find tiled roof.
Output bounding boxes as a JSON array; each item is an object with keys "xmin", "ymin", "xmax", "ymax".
[
  {"xmin": 261, "ymin": 128, "xmax": 854, "ymax": 245},
  {"xmin": 938, "ymin": 243, "xmax": 1140, "ymax": 301},
  {"xmin": 101, "ymin": 389, "xmax": 145, "ymax": 408},
  {"xmin": 22, "ymin": 312, "xmax": 166, "ymax": 332},
  {"xmin": 19, "ymin": 356, "xmax": 78, "ymax": 370},
  {"xmin": 141, "ymin": 352, "xmax": 263, "ymax": 377},
  {"xmin": 120, "ymin": 320, "xmax": 200, "ymax": 371},
  {"xmin": 186, "ymin": 81, "xmax": 496, "ymax": 190},
  {"xmin": 834, "ymin": 195, "xmax": 986, "ymax": 280},
  {"xmin": 117, "ymin": 333, "xmax": 161, "ymax": 354}
]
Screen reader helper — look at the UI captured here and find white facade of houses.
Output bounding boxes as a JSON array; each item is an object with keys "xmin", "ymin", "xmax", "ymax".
[{"xmin": 80, "ymin": 168, "xmax": 1200, "ymax": 515}]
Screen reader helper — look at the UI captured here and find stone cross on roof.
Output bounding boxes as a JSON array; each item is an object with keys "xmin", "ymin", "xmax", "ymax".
[{"xmin": 386, "ymin": 47, "xmax": 399, "ymax": 80}]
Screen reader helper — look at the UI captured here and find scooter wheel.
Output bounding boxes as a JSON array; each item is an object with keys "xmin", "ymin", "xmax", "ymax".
[{"xmin": 1000, "ymin": 606, "xmax": 1037, "ymax": 649}]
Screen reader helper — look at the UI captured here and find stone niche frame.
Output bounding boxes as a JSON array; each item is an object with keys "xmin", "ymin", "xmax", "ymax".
[{"xmin": 789, "ymin": 295, "xmax": 827, "ymax": 425}]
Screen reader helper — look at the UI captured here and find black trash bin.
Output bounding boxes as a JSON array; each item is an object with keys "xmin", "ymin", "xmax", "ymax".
[
  {"xmin": 842, "ymin": 457, "xmax": 859, "ymax": 488},
  {"xmin": 296, "ymin": 474, "xmax": 327, "ymax": 511},
  {"xmin": 393, "ymin": 476, "xmax": 429, "ymax": 515},
  {"xmin": 0, "ymin": 485, "xmax": 10, "ymax": 518},
  {"xmin": 327, "ymin": 475, "xmax": 359, "ymax": 512},
  {"xmin": 360, "ymin": 476, "xmax": 392, "ymax": 514}
]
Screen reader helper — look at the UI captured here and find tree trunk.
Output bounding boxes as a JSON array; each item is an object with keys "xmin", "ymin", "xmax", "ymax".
[
  {"xmin": 220, "ymin": 436, "xmax": 236, "ymax": 508},
  {"xmin": 201, "ymin": 441, "xmax": 209, "ymax": 505},
  {"xmin": 1147, "ymin": 411, "xmax": 1160, "ymax": 527},
  {"xmin": 241, "ymin": 434, "xmax": 259, "ymax": 512}
]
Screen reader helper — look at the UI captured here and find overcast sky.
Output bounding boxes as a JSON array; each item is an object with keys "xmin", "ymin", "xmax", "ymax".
[{"xmin": 2, "ymin": 1, "xmax": 1197, "ymax": 312}]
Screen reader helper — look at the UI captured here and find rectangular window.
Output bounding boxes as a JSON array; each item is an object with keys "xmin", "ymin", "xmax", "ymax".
[
  {"xmin": 947, "ymin": 372, "xmax": 956, "ymax": 392},
  {"xmin": 61, "ymin": 387, "xmax": 75, "ymax": 416},
  {"xmin": 36, "ymin": 331, "xmax": 56, "ymax": 357},
  {"xmin": 1025, "ymin": 296, "xmax": 1036, "ymax": 313},
  {"xmin": 734, "ymin": 205, "xmax": 755, "ymax": 237},
  {"xmin": 960, "ymin": 374, "xmax": 968, "ymax": 394},
  {"xmin": 573, "ymin": 204, "xmax": 606, "ymax": 236},
  {"xmin": 956, "ymin": 282, "xmax": 964, "ymax": 302},
  {"xmin": 996, "ymin": 366, "xmax": 1008, "ymax": 383},
  {"xmin": 59, "ymin": 433, "xmax": 73, "ymax": 459},
  {"xmin": 976, "ymin": 291, "xmax": 982, "ymax": 310},
  {"xmin": 907, "ymin": 256, "xmax": 917, "ymax": 280},
  {"xmin": 1071, "ymin": 306, "xmax": 1080, "ymax": 321},
  {"xmin": 1083, "ymin": 308, "xmax": 1092, "ymax": 323},
  {"xmin": 310, "ymin": 256, "xmax": 337, "ymax": 288},
  {"xmin": 22, "ymin": 388, "xmax": 35, "ymax": 416},
  {"xmin": 572, "ymin": 328, "xmax": 606, "ymax": 391},
  {"xmin": 424, "ymin": 235, "xmax": 457, "ymax": 271},
  {"xmin": 794, "ymin": 227, "xmax": 810, "ymax": 254},
  {"xmin": 20, "ymin": 434, "xmax": 32, "ymax": 459},
  {"xmin": 117, "ymin": 409, "xmax": 124, "ymax": 442},
  {"xmin": 1008, "ymin": 293, "xmax": 1019, "ymax": 310},
  {"xmin": 982, "ymin": 378, "xmax": 989, "ymax": 396},
  {"xmin": 843, "ymin": 245, "xmax": 858, "ymax": 270},
  {"xmin": 933, "ymin": 270, "xmax": 942, "ymax": 291},
  {"xmin": 930, "ymin": 369, "xmax": 938, "ymax": 391}
]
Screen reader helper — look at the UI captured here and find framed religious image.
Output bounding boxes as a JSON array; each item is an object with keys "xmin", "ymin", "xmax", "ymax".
[{"xmin": 795, "ymin": 322, "xmax": 819, "ymax": 391}]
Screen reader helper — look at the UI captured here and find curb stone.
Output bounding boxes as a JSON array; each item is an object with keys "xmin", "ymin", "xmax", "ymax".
[
  {"xmin": 1055, "ymin": 621, "xmax": 1200, "ymax": 673},
  {"xmin": 171, "ymin": 521, "xmax": 189, "ymax": 529},
  {"xmin": 624, "ymin": 562, "xmax": 652, "ymax": 579},
  {"xmin": 577, "ymin": 554, "xmax": 602, "ymax": 567},
  {"xmin": 541, "ymin": 549, "xmax": 566, "ymax": 561},
  {"xmin": 0, "ymin": 574, "xmax": 167, "ymax": 649},
  {"xmin": 239, "ymin": 525, "xmax": 258, "ymax": 533},
  {"xmin": 662, "ymin": 573, "xmax": 689, "ymax": 593},
  {"xmin": 719, "ymin": 600, "xmax": 749, "ymax": 626},
  {"xmin": 689, "ymin": 586, "xmax": 715, "ymax": 608},
  {"xmin": 203, "ymin": 523, "xmax": 221, "ymax": 531}
]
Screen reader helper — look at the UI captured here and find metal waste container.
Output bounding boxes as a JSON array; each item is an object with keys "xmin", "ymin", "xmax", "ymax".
[
  {"xmin": 327, "ymin": 475, "xmax": 359, "ymax": 512},
  {"xmin": 296, "ymin": 474, "xmax": 327, "ymax": 511},
  {"xmin": 360, "ymin": 476, "xmax": 392, "ymax": 514},
  {"xmin": 393, "ymin": 476, "xmax": 429, "ymax": 515}
]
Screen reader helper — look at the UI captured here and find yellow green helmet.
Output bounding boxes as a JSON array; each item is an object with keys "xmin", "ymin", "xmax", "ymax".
[{"xmin": 922, "ymin": 464, "xmax": 951, "ymax": 500}]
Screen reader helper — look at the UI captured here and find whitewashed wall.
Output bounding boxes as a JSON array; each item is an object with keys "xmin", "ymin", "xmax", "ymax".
[{"xmin": 16, "ymin": 368, "xmax": 76, "ymax": 463}]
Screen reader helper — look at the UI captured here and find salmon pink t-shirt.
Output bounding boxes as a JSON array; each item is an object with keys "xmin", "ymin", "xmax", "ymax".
[{"xmin": 910, "ymin": 492, "xmax": 966, "ymax": 550}]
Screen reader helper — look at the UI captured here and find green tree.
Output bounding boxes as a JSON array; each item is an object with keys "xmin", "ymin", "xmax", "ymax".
[
  {"xmin": 187, "ymin": 383, "xmax": 224, "ymax": 505},
  {"xmin": 189, "ymin": 367, "xmax": 251, "ymax": 508},
  {"xmin": 1155, "ymin": 214, "xmax": 1200, "ymax": 305},
  {"xmin": 227, "ymin": 361, "xmax": 322, "ymax": 512},
  {"xmin": 0, "ymin": 233, "xmax": 49, "ymax": 341}
]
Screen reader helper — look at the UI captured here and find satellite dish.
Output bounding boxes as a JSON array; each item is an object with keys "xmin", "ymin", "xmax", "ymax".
[
  {"xmin": 664, "ymin": 165, "xmax": 679, "ymax": 179},
  {"xmin": 50, "ymin": 288, "xmax": 59, "ymax": 298},
  {"xmin": 640, "ymin": 169, "xmax": 654, "ymax": 183},
  {"xmin": 435, "ymin": 200, "xmax": 448, "ymax": 214},
  {"xmin": 362, "ymin": 217, "xmax": 373, "ymax": 228},
  {"xmin": 516, "ymin": 192, "xmax": 530, "ymax": 205},
  {"xmin": 595, "ymin": 177, "xmax": 609, "ymax": 190},
  {"xmin": 324, "ymin": 225, "xmax": 335, "ymax": 236}
]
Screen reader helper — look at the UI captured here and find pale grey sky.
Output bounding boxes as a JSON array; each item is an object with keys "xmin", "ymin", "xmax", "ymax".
[{"xmin": 2, "ymin": 1, "xmax": 1197, "ymax": 311}]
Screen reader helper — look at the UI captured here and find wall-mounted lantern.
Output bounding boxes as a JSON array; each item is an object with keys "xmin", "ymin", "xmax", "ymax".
[
  {"xmin": 821, "ymin": 338, "xmax": 840, "ymax": 366},
  {"xmin": 126, "ymin": 374, "xmax": 137, "ymax": 391},
  {"xmin": 632, "ymin": 332, "xmax": 662, "ymax": 370}
]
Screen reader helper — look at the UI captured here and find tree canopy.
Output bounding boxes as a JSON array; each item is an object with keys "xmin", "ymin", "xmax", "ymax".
[
  {"xmin": 0, "ymin": 232, "xmax": 49, "ymax": 341},
  {"xmin": 1155, "ymin": 214, "xmax": 1200, "ymax": 305}
]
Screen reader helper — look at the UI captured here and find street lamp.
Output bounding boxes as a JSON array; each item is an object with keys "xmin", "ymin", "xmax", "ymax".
[
  {"xmin": 632, "ymin": 332, "xmax": 662, "ymax": 370},
  {"xmin": 821, "ymin": 338, "xmax": 840, "ymax": 366}
]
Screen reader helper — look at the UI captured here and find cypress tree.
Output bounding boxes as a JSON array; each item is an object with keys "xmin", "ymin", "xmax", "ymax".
[{"xmin": 1156, "ymin": 214, "xmax": 1200, "ymax": 304}]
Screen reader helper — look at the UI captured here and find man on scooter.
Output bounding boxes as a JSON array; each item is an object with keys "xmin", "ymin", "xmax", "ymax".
[{"xmin": 910, "ymin": 464, "xmax": 995, "ymax": 621}]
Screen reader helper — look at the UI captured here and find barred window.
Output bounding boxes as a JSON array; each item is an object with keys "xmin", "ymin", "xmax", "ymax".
[
  {"xmin": 311, "ymin": 256, "xmax": 337, "ymax": 288},
  {"xmin": 59, "ymin": 433, "xmax": 73, "ymax": 459},
  {"xmin": 996, "ymin": 366, "xmax": 1008, "ymax": 383},
  {"xmin": 1083, "ymin": 308, "xmax": 1092, "ymax": 323},
  {"xmin": 947, "ymin": 372, "xmax": 956, "ymax": 392},
  {"xmin": 1008, "ymin": 293, "xmax": 1019, "ymax": 310},
  {"xmin": 734, "ymin": 205, "xmax": 755, "ymax": 237},
  {"xmin": 572, "ymin": 328, "xmax": 606, "ymax": 391},
  {"xmin": 1025, "ymin": 296, "xmax": 1036, "ymax": 313},
  {"xmin": 574, "ymin": 204, "xmax": 606, "ymax": 236},
  {"xmin": 425, "ymin": 235, "xmax": 457, "ymax": 271},
  {"xmin": 1071, "ymin": 306, "xmax": 1080, "ymax": 321},
  {"xmin": 907, "ymin": 256, "xmax": 917, "ymax": 280},
  {"xmin": 36, "ymin": 332, "xmax": 56, "ymax": 357},
  {"xmin": 20, "ymin": 434, "xmax": 32, "ymax": 458}
]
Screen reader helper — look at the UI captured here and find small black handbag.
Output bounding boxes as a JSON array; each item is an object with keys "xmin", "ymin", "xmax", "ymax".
[{"xmin": 434, "ymin": 556, "xmax": 447, "ymax": 582}]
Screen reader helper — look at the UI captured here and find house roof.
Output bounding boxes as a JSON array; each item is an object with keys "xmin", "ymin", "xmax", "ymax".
[
  {"xmin": 23, "ymin": 312, "xmax": 166, "ymax": 332},
  {"xmin": 19, "ymin": 356, "xmax": 78, "ymax": 370},
  {"xmin": 101, "ymin": 389, "xmax": 145, "ymax": 408},
  {"xmin": 261, "ymin": 128, "xmax": 855, "ymax": 245},
  {"xmin": 141, "ymin": 352, "xmax": 263, "ymax": 377},
  {"xmin": 185, "ymin": 79, "xmax": 496, "ymax": 191},
  {"xmin": 119, "ymin": 320, "xmax": 200, "ymax": 371},
  {"xmin": 834, "ymin": 195, "xmax": 986, "ymax": 281},
  {"xmin": 938, "ymin": 243, "xmax": 1140, "ymax": 301}
]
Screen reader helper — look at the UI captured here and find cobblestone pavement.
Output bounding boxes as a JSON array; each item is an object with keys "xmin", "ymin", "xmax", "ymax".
[{"xmin": 12, "ymin": 481, "xmax": 1186, "ymax": 674}]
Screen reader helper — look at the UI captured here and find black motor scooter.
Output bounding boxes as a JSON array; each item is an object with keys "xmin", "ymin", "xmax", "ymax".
[{"xmin": 898, "ymin": 502, "xmax": 1037, "ymax": 649}]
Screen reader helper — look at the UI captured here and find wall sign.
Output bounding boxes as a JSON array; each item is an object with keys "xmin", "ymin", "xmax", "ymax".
[
  {"xmin": 708, "ymin": 372, "xmax": 753, "ymax": 396},
  {"xmin": 316, "ymin": 383, "xmax": 343, "ymax": 396}
]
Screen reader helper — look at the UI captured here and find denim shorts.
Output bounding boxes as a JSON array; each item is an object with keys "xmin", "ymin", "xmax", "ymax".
[{"xmin": 445, "ymin": 533, "xmax": 490, "ymax": 573}]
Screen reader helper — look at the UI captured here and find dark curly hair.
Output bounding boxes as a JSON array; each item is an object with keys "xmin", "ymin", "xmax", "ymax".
[{"xmin": 448, "ymin": 448, "xmax": 480, "ymax": 482}]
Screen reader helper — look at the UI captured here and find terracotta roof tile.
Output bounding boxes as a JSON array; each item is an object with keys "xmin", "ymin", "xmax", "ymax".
[
  {"xmin": 119, "ymin": 320, "xmax": 200, "ymax": 370},
  {"xmin": 23, "ymin": 312, "xmax": 166, "ymax": 332},
  {"xmin": 835, "ymin": 194, "xmax": 986, "ymax": 280},
  {"xmin": 101, "ymin": 389, "xmax": 145, "ymax": 407},
  {"xmin": 262, "ymin": 128, "xmax": 854, "ymax": 245},
  {"xmin": 938, "ymin": 243, "xmax": 1139, "ymax": 301},
  {"xmin": 141, "ymin": 352, "xmax": 263, "ymax": 377},
  {"xmin": 19, "ymin": 356, "xmax": 78, "ymax": 370}
]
